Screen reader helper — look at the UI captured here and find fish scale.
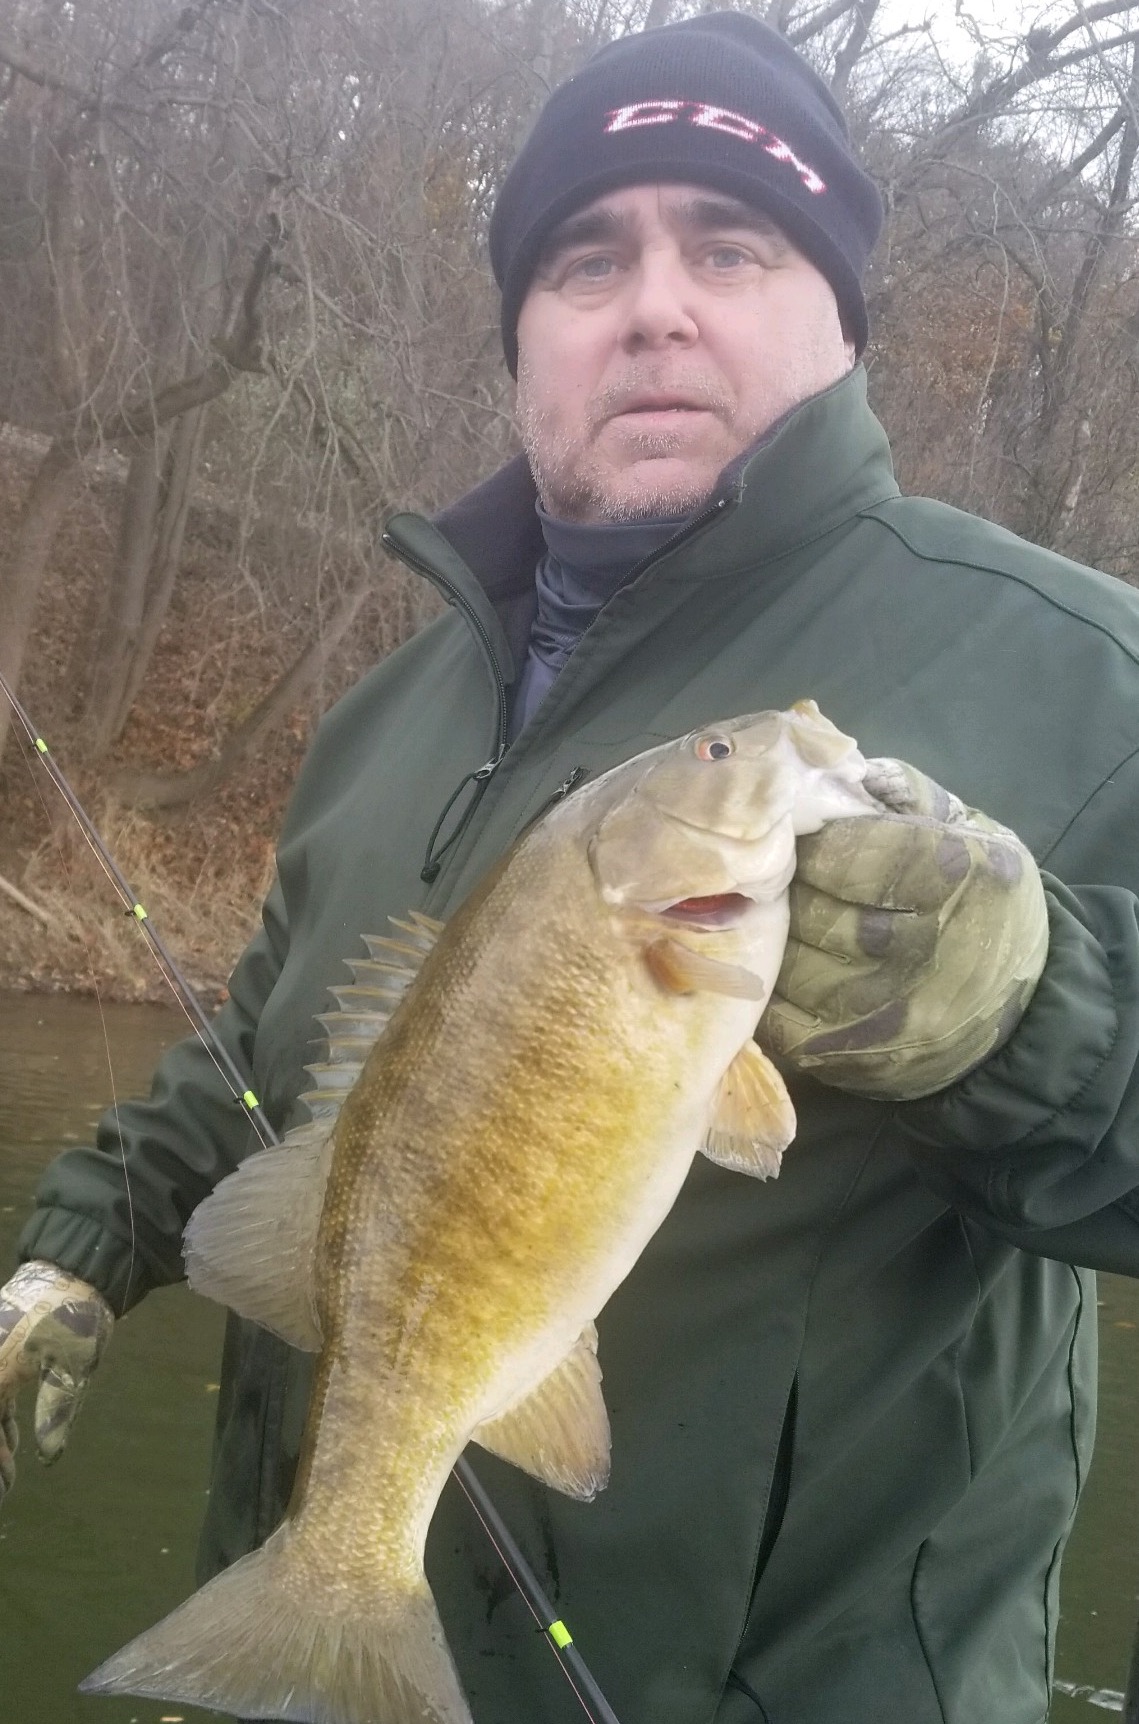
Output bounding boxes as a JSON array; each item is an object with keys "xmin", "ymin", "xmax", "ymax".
[{"xmin": 81, "ymin": 701, "xmax": 876, "ymax": 1724}]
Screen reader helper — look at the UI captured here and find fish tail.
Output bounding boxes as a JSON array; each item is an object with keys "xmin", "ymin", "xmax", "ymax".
[{"xmin": 80, "ymin": 1524, "xmax": 472, "ymax": 1724}]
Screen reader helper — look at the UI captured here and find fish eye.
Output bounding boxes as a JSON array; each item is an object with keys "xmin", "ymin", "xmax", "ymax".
[{"xmin": 695, "ymin": 734, "xmax": 734, "ymax": 762}]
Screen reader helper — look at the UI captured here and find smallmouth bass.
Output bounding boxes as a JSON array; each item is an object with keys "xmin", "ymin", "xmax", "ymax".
[{"xmin": 83, "ymin": 701, "xmax": 874, "ymax": 1724}]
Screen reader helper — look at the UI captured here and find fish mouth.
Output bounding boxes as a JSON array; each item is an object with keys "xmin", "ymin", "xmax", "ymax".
[{"xmin": 657, "ymin": 891, "xmax": 755, "ymax": 930}]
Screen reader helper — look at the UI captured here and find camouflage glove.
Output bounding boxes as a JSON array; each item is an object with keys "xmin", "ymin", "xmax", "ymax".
[
  {"xmin": 759, "ymin": 759, "xmax": 1050, "ymax": 1100},
  {"xmin": 0, "ymin": 1260, "xmax": 114, "ymax": 1506}
]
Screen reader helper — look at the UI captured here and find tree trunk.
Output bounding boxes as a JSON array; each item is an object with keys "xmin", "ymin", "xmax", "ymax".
[
  {"xmin": 107, "ymin": 404, "xmax": 207, "ymax": 742},
  {"xmin": 107, "ymin": 585, "xmax": 369, "ymax": 809},
  {"xmin": 71, "ymin": 218, "xmax": 269, "ymax": 750},
  {"xmin": 0, "ymin": 440, "xmax": 84, "ymax": 765},
  {"xmin": 642, "ymin": 0, "xmax": 681, "ymax": 30},
  {"xmin": 831, "ymin": 1, "xmax": 879, "ymax": 102},
  {"xmin": 1015, "ymin": 45, "xmax": 1139, "ymax": 550},
  {"xmin": 80, "ymin": 433, "xmax": 165, "ymax": 754}
]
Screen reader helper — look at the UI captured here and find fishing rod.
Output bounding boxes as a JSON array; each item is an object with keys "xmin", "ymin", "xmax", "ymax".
[{"xmin": 0, "ymin": 667, "xmax": 622, "ymax": 1724}]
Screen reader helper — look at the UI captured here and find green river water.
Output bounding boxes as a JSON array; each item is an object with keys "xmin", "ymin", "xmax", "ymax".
[{"xmin": 0, "ymin": 988, "xmax": 1137, "ymax": 1723}]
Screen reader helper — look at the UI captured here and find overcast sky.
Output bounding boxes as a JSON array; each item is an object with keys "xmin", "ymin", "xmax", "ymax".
[{"xmin": 881, "ymin": 0, "xmax": 1042, "ymax": 63}]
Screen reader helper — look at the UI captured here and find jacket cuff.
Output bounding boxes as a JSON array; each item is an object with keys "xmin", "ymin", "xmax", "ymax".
[
  {"xmin": 17, "ymin": 1205, "xmax": 170, "ymax": 1316},
  {"xmin": 893, "ymin": 880, "xmax": 1139, "ymax": 1232}
]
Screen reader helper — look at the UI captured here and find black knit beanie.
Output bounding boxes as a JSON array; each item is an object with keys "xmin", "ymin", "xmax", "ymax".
[{"xmin": 490, "ymin": 11, "xmax": 882, "ymax": 375}]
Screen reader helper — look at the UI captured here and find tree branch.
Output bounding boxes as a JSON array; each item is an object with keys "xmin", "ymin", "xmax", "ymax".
[
  {"xmin": 1028, "ymin": 106, "xmax": 1129, "ymax": 212},
  {"xmin": 0, "ymin": 870, "xmax": 51, "ymax": 928},
  {"xmin": 83, "ymin": 235, "xmax": 276, "ymax": 446},
  {"xmin": 107, "ymin": 586, "xmax": 370, "ymax": 809},
  {"xmin": 0, "ymin": 0, "xmax": 221, "ymax": 113},
  {"xmin": 934, "ymin": 26, "xmax": 1139, "ymax": 144},
  {"xmin": 786, "ymin": 0, "xmax": 862, "ymax": 46},
  {"xmin": 0, "ymin": 33, "xmax": 97, "ymax": 102},
  {"xmin": 1052, "ymin": 43, "xmax": 1139, "ymax": 390},
  {"xmin": 1027, "ymin": 0, "xmax": 1138, "ymax": 59},
  {"xmin": 831, "ymin": 0, "xmax": 881, "ymax": 101}
]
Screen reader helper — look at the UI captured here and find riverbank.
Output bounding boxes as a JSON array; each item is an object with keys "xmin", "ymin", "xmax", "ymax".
[
  {"xmin": 0, "ymin": 429, "xmax": 305, "ymax": 998},
  {"xmin": 0, "ymin": 777, "xmax": 272, "ymax": 1002},
  {"xmin": 0, "ymin": 431, "xmax": 435, "ymax": 1002}
]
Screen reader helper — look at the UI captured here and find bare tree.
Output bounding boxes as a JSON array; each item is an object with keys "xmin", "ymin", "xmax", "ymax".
[
  {"xmin": 0, "ymin": 0, "xmax": 285, "ymax": 763},
  {"xmin": 769, "ymin": 0, "xmax": 1139, "ymax": 572},
  {"xmin": 6, "ymin": 0, "xmax": 1139, "ymax": 832}
]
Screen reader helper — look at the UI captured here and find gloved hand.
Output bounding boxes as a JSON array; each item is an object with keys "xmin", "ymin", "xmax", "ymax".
[
  {"xmin": 759, "ymin": 758, "xmax": 1050, "ymax": 1100},
  {"xmin": 0, "ymin": 1260, "xmax": 114, "ymax": 1505}
]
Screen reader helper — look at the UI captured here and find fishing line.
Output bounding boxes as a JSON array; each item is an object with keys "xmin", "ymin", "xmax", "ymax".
[
  {"xmin": 0, "ymin": 672, "xmax": 276, "ymax": 1153},
  {"xmin": 15, "ymin": 739, "xmax": 197, "ymax": 1041},
  {"xmin": 0, "ymin": 669, "xmax": 624, "ymax": 1724},
  {"xmin": 8, "ymin": 723, "xmax": 139, "ymax": 1302}
]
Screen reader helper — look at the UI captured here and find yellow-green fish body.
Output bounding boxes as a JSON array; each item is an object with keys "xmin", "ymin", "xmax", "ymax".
[{"xmin": 83, "ymin": 702, "xmax": 874, "ymax": 1724}]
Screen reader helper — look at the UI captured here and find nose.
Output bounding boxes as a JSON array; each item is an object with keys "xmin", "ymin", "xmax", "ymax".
[{"xmin": 618, "ymin": 248, "xmax": 700, "ymax": 352}]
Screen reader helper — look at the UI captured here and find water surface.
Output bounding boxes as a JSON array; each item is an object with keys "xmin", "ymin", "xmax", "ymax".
[
  {"xmin": 0, "ymin": 990, "xmax": 1137, "ymax": 1722},
  {"xmin": 0, "ymin": 991, "xmax": 222, "ymax": 1724}
]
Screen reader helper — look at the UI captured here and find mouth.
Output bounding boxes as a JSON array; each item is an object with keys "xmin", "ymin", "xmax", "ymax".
[
  {"xmin": 605, "ymin": 388, "xmax": 718, "ymax": 425},
  {"xmin": 658, "ymin": 891, "xmax": 755, "ymax": 930},
  {"xmin": 615, "ymin": 397, "xmax": 709, "ymax": 417}
]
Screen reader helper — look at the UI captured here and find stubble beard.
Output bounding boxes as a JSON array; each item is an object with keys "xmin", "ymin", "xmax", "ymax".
[{"xmin": 517, "ymin": 365, "xmax": 740, "ymax": 524}]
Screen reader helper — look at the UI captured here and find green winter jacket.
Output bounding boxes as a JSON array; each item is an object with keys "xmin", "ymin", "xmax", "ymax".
[{"xmin": 20, "ymin": 366, "xmax": 1139, "ymax": 1724}]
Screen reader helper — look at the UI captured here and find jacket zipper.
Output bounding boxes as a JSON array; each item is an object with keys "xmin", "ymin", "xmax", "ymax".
[
  {"xmin": 379, "ymin": 530, "xmax": 510, "ymax": 883},
  {"xmin": 615, "ymin": 491, "xmax": 733, "ymax": 589},
  {"xmin": 528, "ymin": 764, "xmax": 588, "ymax": 826},
  {"xmin": 418, "ymin": 754, "xmax": 504, "ymax": 883},
  {"xmin": 382, "ymin": 489, "xmax": 735, "ymax": 886}
]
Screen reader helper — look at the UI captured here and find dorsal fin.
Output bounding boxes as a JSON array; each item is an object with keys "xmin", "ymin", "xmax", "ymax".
[
  {"xmin": 296, "ymin": 909, "xmax": 444, "ymax": 1150},
  {"xmin": 317, "ymin": 913, "xmax": 444, "ymax": 1067},
  {"xmin": 315, "ymin": 1010, "xmax": 394, "ymax": 1065},
  {"xmin": 329, "ymin": 984, "xmax": 406, "ymax": 1012},
  {"xmin": 389, "ymin": 910, "xmax": 444, "ymax": 946},
  {"xmin": 361, "ymin": 935, "xmax": 427, "ymax": 967},
  {"xmin": 347, "ymin": 959, "xmax": 416, "ymax": 988}
]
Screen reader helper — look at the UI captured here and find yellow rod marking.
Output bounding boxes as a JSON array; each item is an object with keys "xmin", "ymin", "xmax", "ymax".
[
  {"xmin": 132, "ymin": 904, "xmax": 148, "ymax": 921},
  {"xmin": 242, "ymin": 1090, "xmax": 260, "ymax": 1111},
  {"xmin": 35, "ymin": 738, "xmax": 48, "ymax": 754},
  {"xmin": 548, "ymin": 1620, "xmax": 573, "ymax": 1649}
]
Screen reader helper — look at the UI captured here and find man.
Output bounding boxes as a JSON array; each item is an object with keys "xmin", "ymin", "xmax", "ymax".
[{"xmin": 5, "ymin": 13, "xmax": 1139, "ymax": 1723}]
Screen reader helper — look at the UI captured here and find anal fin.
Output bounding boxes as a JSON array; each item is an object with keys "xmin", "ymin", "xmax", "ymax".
[
  {"xmin": 702, "ymin": 1039, "xmax": 796, "ymax": 1179},
  {"xmin": 473, "ymin": 1325, "xmax": 611, "ymax": 1501}
]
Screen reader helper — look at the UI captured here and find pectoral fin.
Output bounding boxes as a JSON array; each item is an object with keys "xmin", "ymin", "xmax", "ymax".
[
  {"xmin": 644, "ymin": 938, "xmax": 768, "ymax": 1000},
  {"xmin": 184, "ymin": 909, "xmax": 444, "ymax": 1349},
  {"xmin": 702, "ymin": 1040, "xmax": 796, "ymax": 1179},
  {"xmin": 183, "ymin": 1129, "xmax": 334, "ymax": 1350},
  {"xmin": 473, "ymin": 1325, "xmax": 611, "ymax": 1501}
]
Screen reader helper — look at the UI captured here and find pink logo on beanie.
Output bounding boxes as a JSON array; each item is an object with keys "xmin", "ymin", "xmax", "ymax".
[{"xmin": 604, "ymin": 100, "xmax": 826, "ymax": 196}]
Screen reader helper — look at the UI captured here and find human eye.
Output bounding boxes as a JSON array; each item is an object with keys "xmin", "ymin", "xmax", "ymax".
[
  {"xmin": 703, "ymin": 239, "xmax": 754, "ymax": 271},
  {"xmin": 563, "ymin": 251, "xmax": 619, "ymax": 284}
]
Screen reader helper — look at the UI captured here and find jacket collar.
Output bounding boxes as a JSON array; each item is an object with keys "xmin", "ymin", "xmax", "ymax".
[
  {"xmin": 420, "ymin": 364, "xmax": 898, "ymax": 675},
  {"xmin": 696, "ymin": 364, "xmax": 898, "ymax": 573},
  {"xmin": 430, "ymin": 453, "xmax": 543, "ymax": 678}
]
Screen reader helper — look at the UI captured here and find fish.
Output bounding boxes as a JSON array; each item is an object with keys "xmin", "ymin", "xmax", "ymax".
[{"xmin": 81, "ymin": 700, "xmax": 875, "ymax": 1724}]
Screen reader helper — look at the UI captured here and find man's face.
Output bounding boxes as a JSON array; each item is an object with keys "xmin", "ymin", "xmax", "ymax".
[{"xmin": 514, "ymin": 182, "xmax": 856, "ymax": 524}]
